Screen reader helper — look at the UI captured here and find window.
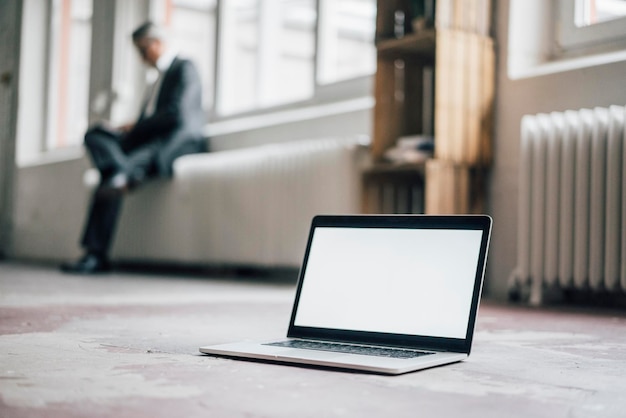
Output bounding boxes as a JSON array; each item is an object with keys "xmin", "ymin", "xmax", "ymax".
[
  {"xmin": 169, "ymin": 0, "xmax": 218, "ymax": 111},
  {"xmin": 46, "ymin": 0, "xmax": 93, "ymax": 150},
  {"xmin": 19, "ymin": 0, "xmax": 375, "ymax": 160},
  {"xmin": 218, "ymin": 0, "xmax": 317, "ymax": 115},
  {"xmin": 508, "ymin": 0, "xmax": 626, "ymax": 79},
  {"xmin": 217, "ymin": 0, "xmax": 375, "ymax": 116},
  {"xmin": 162, "ymin": 0, "xmax": 375, "ymax": 117},
  {"xmin": 575, "ymin": 0, "xmax": 626, "ymax": 26},
  {"xmin": 317, "ymin": 0, "xmax": 376, "ymax": 85},
  {"xmin": 558, "ymin": 0, "xmax": 626, "ymax": 51}
]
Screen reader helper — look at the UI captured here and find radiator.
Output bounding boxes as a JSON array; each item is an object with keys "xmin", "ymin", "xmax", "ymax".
[
  {"xmin": 511, "ymin": 105, "xmax": 626, "ymax": 305},
  {"xmin": 181, "ymin": 137, "xmax": 367, "ymax": 266},
  {"xmin": 112, "ymin": 136, "xmax": 368, "ymax": 267}
]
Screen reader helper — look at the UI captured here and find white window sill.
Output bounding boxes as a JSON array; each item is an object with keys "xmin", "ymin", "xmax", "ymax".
[
  {"xmin": 205, "ymin": 96, "xmax": 374, "ymax": 137},
  {"xmin": 18, "ymin": 96, "xmax": 375, "ymax": 168},
  {"xmin": 508, "ymin": 46, "xmax": 626, "ymax": 81},
  {"xmin": 17, "ymin": 146, "xmax": 85, "ymax": 169}
]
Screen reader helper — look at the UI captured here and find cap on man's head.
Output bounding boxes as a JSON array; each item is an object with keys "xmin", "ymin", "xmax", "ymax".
[{"xmin": 132, "ymin": 21, "xmax": 168, "ymax": 43}]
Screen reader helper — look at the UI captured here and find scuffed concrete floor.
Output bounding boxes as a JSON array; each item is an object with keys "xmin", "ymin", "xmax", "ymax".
[{"xmin": 1, "ymin": 262, "xmax": 626, "ymax": 417}]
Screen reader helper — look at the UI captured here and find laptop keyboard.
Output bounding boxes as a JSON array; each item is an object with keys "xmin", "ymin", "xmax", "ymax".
[{"xmin": 265, "ymin": 340, "xmax": 434, "ymax": 359}]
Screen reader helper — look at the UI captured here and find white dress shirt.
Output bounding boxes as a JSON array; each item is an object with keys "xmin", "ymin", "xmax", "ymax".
[{"xmin": 143, "ymin": 49, "xmax": 178, "ymax": 117}]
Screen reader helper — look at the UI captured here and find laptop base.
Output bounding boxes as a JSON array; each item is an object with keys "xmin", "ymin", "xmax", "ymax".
[{"xmin": 200, "ymin": 340, "xmax": 468, "ymax": 375}]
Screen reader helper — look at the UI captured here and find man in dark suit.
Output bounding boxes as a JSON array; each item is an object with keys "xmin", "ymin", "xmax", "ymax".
[{"xmin": 61, "ymin": 21, "xmax": 206, "ymax": 274}]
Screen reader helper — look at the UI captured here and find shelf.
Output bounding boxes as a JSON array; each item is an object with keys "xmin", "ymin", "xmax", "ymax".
[
  {"xmin": 363, "ymin": 161, "xmax": 427, "ymax": 178},
  {"xmin": 362, "ymin": 162, "xmax": 427, "ymax": 214},
  {"xmin": 376, "ymin": 30, "xmax": 436, "ymax": 59}
]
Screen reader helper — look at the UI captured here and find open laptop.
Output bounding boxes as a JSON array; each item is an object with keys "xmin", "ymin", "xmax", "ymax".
[{"xmin": 200, "ymin": 214, "xmax": 492, "ymax": 375}]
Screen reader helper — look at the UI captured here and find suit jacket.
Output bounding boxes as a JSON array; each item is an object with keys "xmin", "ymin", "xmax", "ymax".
[{"xmin": 125, "ymin": 57, "xmax": 207, "ymax": 177}]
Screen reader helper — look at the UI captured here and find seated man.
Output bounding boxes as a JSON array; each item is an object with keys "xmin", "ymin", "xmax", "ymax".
[{"xmin": 61, "ymin": 21, "xmax": 206, "ymax": 274}]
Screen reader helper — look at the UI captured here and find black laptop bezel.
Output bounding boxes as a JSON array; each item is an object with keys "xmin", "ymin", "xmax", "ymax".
[{"xmin": 286, "ymin": 214, "xmax": 492, "ymax": 355}]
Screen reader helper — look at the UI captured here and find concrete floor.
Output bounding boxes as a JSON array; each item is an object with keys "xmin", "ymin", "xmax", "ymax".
[{"xmin": 1, "ymin": 262, "xmax": 626, "ymax": 418}]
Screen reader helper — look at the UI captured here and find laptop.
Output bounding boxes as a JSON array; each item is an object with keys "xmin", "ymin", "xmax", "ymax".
[{"xmin": 199, "ymin": 214, "xmax": 492, "ymax": 375}]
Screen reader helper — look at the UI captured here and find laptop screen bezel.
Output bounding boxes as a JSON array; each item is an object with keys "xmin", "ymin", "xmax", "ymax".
[{"xmin": 286, "ymin": 214, "xmax": 492, "ymax": 354}]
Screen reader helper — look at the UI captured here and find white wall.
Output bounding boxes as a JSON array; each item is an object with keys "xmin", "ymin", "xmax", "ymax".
[
  {"xmin": 11, "ymin": 156, "xmax": 91, "ymax": 262},
  {"xmin": 486, "ymin": 0, "xmax": 626, "ymax": 299}
]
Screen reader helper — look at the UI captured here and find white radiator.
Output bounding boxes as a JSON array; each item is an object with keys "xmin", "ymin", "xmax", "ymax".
[
  {"xmin": 111, "ymin": 136, "xmax": 368, "ymax": 267},
  {"xmin": 511, "ymin": 105, "xmax": 626, "ymax": 305}
]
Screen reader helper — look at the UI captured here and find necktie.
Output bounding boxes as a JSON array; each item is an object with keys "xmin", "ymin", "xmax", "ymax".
[{"xmin": 144, "ymin": 71, "xmax": 164, "ymax": 117}]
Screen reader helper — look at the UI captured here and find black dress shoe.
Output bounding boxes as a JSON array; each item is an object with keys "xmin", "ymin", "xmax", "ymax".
[{"xmin": 60, "ymin": 253, "xmax": 111, "ymax": 274}]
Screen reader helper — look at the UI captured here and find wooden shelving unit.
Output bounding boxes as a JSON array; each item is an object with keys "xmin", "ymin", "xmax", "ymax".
[
  {"xmin": 376, "ymin": 30, "xmax": 436, "ymax": 58},
  {"xmin": 365, "ymin": 0, "xmax": 495, "ymax": 215}
]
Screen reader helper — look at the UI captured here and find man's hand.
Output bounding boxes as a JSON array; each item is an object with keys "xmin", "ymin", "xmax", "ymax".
[{"xmin": 118, "ymin": 123, "xmax": 135, "ymax": 133}]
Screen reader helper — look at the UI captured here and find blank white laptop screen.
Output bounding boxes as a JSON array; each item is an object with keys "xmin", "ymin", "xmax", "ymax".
[{"xmin": 294, "ymin": 227, "xmax": 484, "ymax": 339}]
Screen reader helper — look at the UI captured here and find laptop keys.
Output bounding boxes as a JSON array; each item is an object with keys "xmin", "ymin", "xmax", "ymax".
[{"xmin": 265, "ymin": 340, "xmax": 434, "ymax": 359}]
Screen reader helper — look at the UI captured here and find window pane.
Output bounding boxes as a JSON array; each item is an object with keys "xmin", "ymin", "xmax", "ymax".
[
  {"xmin": 576, "ymin": 0, "xmax": 626, "ymax": 27},
  {"xmin": 47, "ymin": 0, "xmax": 93, "ymax": 149},
  {"xmin": 219, "ymin": 0, "xmax": 259, "ymax": 114},
  {"xmin": 170, "ymin": 0, "xmax": 217, "ymax": 111},
  {"xmin": 317, "ymin": 0, "xmax": 376, "ymax": 84},
  {"xmin": 218, "ymin": 0, "xmax": 316, "ymax": 115},
  {"xmin": 259, "ymin": 0, "xmax": 316, "ymax": 107}
]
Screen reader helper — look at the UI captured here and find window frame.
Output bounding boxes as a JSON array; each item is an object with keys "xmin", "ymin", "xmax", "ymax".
[
  {"xmin": 210, "ymin": 0, "xmax": 376, "ymax": 122},
  {"xmin": 557, "ymin": 0, "xmax": 626, "ymax": 52},
  {"xmin": 507, "ymin": 0, "xmax": 626, "ymax": 80}
]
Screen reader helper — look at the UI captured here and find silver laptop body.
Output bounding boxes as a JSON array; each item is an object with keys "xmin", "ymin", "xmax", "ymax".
[{"xmin": 200, "ymin": 214, "xmax": 492, "ymax": 375}]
